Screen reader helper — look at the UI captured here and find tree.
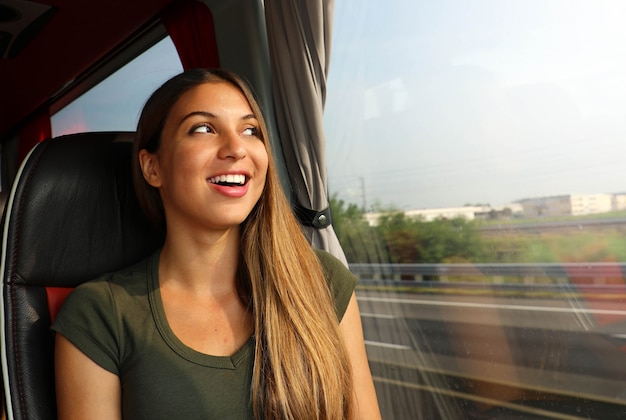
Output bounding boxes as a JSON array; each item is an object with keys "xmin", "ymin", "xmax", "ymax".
[
  {"xmin": 376, "ymin": 214, "xmax": 486, "ymax": 264},
  {"xmin": 330, "ymin": 196, "xmax": 487, "ymax": 265},
  {"xmin": 330, "ymin": 195, "xmax": 389, "ymax": 263}
]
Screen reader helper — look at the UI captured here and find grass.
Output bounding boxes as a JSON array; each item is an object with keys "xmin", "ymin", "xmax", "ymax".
[
  {"xmin": 479, "ymin": 228, "xmax": 626, "ymax": 264},
  {"xmin": 476, "ymin": 210, "xmax": 626, "ymax": 227}
]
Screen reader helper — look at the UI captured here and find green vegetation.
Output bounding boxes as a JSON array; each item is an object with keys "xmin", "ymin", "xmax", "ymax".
[
  {"xmin": 486, "ymin": 231, "xmax": 626, "ymax": 263},
  {"xmin": 331, "ymin": 195, "xmax": 486, "ymax": 264},
  {"xmin": 477, "ymin": 209, "xmax": 626, "ymax": 226},
  {"xmin": 330, "ymin": 195, "xmax": 626, "ymax": 265},
  {"xmin": 330, "ymin": 196, "xmax": 389, "ymax": 263}
]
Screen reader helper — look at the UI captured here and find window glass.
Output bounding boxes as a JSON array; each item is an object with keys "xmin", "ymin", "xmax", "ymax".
[
  {"xmin": 325, "ymin": 1, "xmax": 626, "ymax": 418},
  {"xmin": 51, "ymin": 37, "xmax": 183, "ymax": 136}
]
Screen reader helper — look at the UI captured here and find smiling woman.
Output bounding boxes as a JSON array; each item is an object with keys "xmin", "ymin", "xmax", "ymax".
[
  {"xmin": 137, "ymin": 79, "xmax": 268, "ymax": 232},
  {"xmin": 50, "ymin": 68, "xmax": 381, "ymax": 420}
]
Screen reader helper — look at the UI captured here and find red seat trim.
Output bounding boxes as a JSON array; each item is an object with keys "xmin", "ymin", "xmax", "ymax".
[{"xmin": 46, "ymin": 287, "xmax": 74, "ymax": 323}]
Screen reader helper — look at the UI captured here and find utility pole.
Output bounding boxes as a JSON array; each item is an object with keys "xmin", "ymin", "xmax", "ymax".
[{"xmin": 360, "ymin": 177, "xmax": 367, "ymax": 212}]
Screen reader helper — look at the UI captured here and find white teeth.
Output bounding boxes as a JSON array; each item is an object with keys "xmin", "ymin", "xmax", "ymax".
[{"xmin": 209, "ymin": 174, "xmax": 246, "ymax": 185}]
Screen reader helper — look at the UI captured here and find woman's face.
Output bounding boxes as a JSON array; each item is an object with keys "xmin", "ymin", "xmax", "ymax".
[{"xmin": 139, "ymin": 81, "xmax": 269, "ymax": 232}]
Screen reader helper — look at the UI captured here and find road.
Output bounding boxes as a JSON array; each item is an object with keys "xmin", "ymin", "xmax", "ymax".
[{"xmin": 357, "ymin": 286, "xmax": 626, "ymax": 419}]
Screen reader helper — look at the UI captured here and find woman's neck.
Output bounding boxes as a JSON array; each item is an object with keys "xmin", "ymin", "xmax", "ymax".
[
  {"xmin": 158, "ymin": 225, "xmax": 241, "ymax": 297},
  {"xmin": 157, "ymin": 226, "xmax": 253, "ymax": 356}
]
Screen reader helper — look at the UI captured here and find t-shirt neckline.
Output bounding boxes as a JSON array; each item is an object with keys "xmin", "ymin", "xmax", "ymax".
[{"xmin": 146, "ymin": 251, "xmax": 254, "ymax": 369}]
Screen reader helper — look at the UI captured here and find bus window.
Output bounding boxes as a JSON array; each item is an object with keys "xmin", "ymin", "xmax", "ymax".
[
  {"xmin": 51, "ymin": 36, "xmax": 183, "ymax": 136},
  {"xmin": 325, "ymin": 1, "xmax": 626, "ymax": 418}
]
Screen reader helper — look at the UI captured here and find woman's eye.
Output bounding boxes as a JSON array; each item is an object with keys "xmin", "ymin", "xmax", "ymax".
[
  {"xmin": 243, "ymin": 127, "xmax": 258, "ymax": 136},
  {"xmin": 191, "ymin": 124, "xmax": 212, "ymax": 134}
]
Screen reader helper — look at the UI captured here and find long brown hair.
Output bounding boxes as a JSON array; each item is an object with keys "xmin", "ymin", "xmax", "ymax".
[{"xmin": 133, "ymin": 68, "xmax": 353, "ymax": 419}]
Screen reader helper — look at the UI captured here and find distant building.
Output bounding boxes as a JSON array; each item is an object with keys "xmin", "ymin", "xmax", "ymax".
[
  {"xmin": 518, "ymin": 194, "xmax": 613, "ymax": 218},
  {"xmin": 613, "ymin": 193, "xmax": 626, "ymax": 211},
  {"xmin": 363, "ymin": 193, "xmax": 623, "ymax": 227},
  {"xmin": 364, "ymin": 204, "xmax": 522, "ymax": 226}
]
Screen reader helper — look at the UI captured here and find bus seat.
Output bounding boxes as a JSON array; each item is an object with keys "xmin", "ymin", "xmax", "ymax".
[
  {"xmin": 0, "ymin": 192, "xmax": 8, "ymax": 217},
  {"xmin": 0, "ymin": 132, "xmax": 164, "ymax": 420}
]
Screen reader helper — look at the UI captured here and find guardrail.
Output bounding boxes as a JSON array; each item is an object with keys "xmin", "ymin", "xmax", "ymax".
[{"xmin": 348, "ymin": 262, "xmax": 626, "ymax": 283}]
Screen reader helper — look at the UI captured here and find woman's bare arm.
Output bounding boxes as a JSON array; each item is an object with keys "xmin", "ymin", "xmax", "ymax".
[
  {"xmin": 340, "ymin": 293, "xmax": 382, "ymax": 419},
  {"xmin": 55, "ymin": 334, "xmax": 122, "ymax": 420}
]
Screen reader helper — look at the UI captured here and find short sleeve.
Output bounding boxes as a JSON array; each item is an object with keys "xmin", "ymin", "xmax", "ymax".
[
  {"xmin": 315, "ymin": 250, "xmax": 357, "ymax": 321},
  {"xmin": 50, "ymin": 279, "xmax": 120, "ymax": 375}
]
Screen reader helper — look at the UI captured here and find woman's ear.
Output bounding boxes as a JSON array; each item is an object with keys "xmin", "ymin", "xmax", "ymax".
[{"xmin": 138, "ymin": 149, "xmax": 162, "ymax": 188}]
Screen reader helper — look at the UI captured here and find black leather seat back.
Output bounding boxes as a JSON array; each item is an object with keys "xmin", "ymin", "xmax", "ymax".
[{"xmin": 0, "ymin": 132, "xmax": 164, "ymax": 420}]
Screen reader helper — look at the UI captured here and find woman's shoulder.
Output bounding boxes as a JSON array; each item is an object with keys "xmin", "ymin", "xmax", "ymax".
[
  {"xmin": 314, "ymin": 249, "xmax": 354, "ymax": 280},
  {"xmin": 52, "ymin": 252, "xmax": 158, "ymax": 345},
  {"xmin": 313, "ymin": 249, "xmax": 356, "ymax": 319},
  {"xmin": 70, "ymin": 249, "xmax": 158, "ymax": 299}
]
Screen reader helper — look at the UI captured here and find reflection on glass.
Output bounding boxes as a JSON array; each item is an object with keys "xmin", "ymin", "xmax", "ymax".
[{"xmin": 325, "ymin": 1, "xmax": 626, "ymax": 418}]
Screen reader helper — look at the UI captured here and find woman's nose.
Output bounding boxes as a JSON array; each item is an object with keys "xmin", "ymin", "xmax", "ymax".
[{"xmin": 218, "ymin": 131, "xmax": 247, "ymax": 160}]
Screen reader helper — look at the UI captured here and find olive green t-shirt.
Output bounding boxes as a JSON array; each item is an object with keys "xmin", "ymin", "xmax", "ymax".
[{"xmin": 51, "ymin": 249, "xmax": 356, "ymax": 420}]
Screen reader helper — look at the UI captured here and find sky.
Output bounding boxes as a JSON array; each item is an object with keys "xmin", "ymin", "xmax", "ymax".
[
  {"xmin": 53, "ymin": 1, "xmax": 626, "ymax": 212},
  {"xmin": 324, "ymin": 0, "xmax": 626, "ymax": 211},
  {"xmin": 52, "ymin": 39, "xmax": 183, "ymax": 135}
]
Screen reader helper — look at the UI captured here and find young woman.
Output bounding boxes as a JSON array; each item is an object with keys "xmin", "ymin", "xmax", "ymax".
[{"xmin": 52, "ymin": 68, "xmax": 381, "ymax": 419}]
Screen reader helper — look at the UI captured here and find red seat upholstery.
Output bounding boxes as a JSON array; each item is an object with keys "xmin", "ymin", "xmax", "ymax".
[{"xmin": 0, "ymin": 132, "xmax": 164, "ymax": 420}]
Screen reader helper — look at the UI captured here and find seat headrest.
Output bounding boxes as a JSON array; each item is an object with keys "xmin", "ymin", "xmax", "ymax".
[{"xmin": 2, "ymin": 132, "xmax": 164, "ymax": 287}]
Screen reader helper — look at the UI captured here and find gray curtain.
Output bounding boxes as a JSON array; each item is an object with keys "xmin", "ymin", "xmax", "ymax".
[{"xmin": 265, "ymin": 0, "xmax": 347, "ymax": 265}]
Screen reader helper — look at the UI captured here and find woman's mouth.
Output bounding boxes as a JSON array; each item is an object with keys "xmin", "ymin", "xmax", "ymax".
[
  {"xmin": 207, "ymin": 174, "xmax": 247, "ymax": 186},
  {"xmin": 207, "ymin": 174, "xmax": 250, "ymax": 198}
]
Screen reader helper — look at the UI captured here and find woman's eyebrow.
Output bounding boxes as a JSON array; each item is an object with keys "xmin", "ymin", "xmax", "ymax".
[
  {"xmin": 178, "ymin": 111, "xmax": 257, "ymax": 125},
  {"xmin": 178, "ymin": 111, "xmax": 215, "ymax": 125}
]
